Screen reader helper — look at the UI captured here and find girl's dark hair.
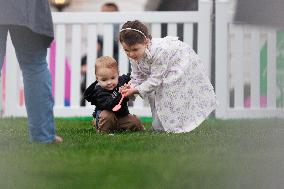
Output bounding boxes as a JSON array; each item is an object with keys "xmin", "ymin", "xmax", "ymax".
[{"xmin": 119, "ymin": 20, "xmax": 152, "ymax": 46}]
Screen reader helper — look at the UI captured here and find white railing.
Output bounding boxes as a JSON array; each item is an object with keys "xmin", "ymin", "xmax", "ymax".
[
  {"xmin": 215, "ymin": 0, "xmax": 284, "ymax": 118},
  {"xmin": 1, "ymin": 0, "xmax": 211, "ymax": 117}
]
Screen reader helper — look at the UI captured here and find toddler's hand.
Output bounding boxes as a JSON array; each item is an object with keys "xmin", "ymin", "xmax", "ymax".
[
  {"xmin": 119, "ymin": 84, "xmax": 129, "ymax": 93},
  {"xmin": 123, "ymin": 83, "xmax": 131, "ymax": 89},
  {"xmin": 119, "ymin": 82, "xmax": 131, "ymax": 93}
]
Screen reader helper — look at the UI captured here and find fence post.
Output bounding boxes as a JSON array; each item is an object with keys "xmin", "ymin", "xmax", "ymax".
[
  {"xmin": 215, "ymin": 0, "xmax": 229, "ymax": 118},
  {"xmin": 198, "ymin": 0, "xmax": 212, "ymax": 77},
  {"xmin": 5, "ymin": 34, "xmax": 19, "ymax": 117},
  {"xmin": 267, "ymin": 30, "xmax": 277, "ymax": 108}
]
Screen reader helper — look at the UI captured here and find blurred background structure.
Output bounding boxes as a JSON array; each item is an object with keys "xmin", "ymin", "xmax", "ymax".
[
  {"xmin": 234, "ymin": 0, "xmax": 284, "ymax": 29},
  {"xmin": 50, "ymin": 0, "xmax": 148, "ymax": 12}
]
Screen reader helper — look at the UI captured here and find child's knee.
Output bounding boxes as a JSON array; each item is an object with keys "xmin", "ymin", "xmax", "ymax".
[
  {"xmin": 119, "ymin": 115, "xmax": 145, "ymax": 131},
  {"xmin": 98, "ymin": 110, "xmax": 117, "ymax": 132},
  {"xmin": 131, "ymin": 115, "xmax": 145, "ymax": 131}
]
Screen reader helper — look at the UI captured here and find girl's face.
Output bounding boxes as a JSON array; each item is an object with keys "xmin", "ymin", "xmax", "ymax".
[
  {"xmin": 96, "ymin": 67, "xmax": 119, "ymax": 91},
  {"xmin": 121, "ymin": 41, "xmax": 148, "ymax": 61}
]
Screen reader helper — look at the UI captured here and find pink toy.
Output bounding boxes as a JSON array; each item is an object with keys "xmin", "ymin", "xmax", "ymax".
[{"xmin": 112, "ymin": 94, "xmax": 125, "ymax": 111}]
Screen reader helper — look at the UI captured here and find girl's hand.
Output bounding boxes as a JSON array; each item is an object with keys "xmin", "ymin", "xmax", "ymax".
[{"xmin": 121, "ymin": 85, "xmax": 138, "ymax": 97}]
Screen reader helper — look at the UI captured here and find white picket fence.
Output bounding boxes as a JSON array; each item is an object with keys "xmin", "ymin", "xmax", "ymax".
[
  {"xmin": 215, "ymin": 0, "xmax": 284, "ymax": 118},
  {"xmin": 1, "ymin": 0, "xmax": 283, "ymax": 119},
  {"xmin": 1, "ymin": 1, "xmax": 211, "ymax": 118}
]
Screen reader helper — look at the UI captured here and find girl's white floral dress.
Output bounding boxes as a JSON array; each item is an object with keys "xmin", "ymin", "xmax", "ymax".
[{"xmin": 130, "ymin": 36, "xmax": 218, "ymax": 133}]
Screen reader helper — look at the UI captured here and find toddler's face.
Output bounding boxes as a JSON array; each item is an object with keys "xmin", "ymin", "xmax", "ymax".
[
  {"xmin": 96, "ymin": 68, "xmax": 119, "ymax": 91},
  {"xmin": 121, "ymin": 42, "xmax": 147, "ymax": 61}
]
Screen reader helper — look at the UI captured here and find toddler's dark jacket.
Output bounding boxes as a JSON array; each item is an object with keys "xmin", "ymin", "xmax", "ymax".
[{"xmin": 83, "ymin": 74, "xmax": 131, "ymax": 118}]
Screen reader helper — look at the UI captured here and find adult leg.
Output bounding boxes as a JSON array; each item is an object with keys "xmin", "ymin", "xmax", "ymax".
[
  {"xmin": 9, "ymin": 26, "xmax": 56, "ymax": 143},
  {"xmin": 0, "ymin": 26, "xmax": 8, "ymax": 117}
]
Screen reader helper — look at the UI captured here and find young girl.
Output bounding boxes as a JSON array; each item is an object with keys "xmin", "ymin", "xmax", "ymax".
[{"xmin": 119, "ymin": 20, "xmax": 218, "ymax": 133}]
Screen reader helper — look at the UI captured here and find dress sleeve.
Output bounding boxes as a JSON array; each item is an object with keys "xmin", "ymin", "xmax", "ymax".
[
  {"xmin": 83, "ymin": 82, "xmax": 97, "ymax": 104},
  {"xmin": 130, "ymin": 62, "xmax": 147, "ymax": 87},
  {"xmin": 136, "ymin": 47, "xmax": 170, "ymax": 98}
]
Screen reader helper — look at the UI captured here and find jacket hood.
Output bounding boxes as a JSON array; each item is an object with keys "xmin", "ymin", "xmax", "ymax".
[{"xmin": 83, "ymin": 81, "xmax": 98, "ymax": 103}]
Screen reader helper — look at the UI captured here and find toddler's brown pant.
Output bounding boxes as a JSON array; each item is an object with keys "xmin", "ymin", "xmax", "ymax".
[{"xmin": 96, "ymin": 110, "xmax": 145, "ymax": 133}]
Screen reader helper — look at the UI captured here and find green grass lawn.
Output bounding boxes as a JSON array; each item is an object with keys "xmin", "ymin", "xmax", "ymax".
[{"xmin": 1, "ymin": 118, "xmax": 284, "ymax": 189}]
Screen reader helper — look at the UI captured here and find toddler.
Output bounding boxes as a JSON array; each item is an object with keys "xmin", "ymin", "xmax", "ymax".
[{"xmin": 84, "ymin": 56, "xmax": 144, "ymax": 133}]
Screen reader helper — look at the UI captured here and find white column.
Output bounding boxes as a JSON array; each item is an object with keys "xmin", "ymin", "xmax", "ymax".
[{"xmin": 215, "ymin": 0, "xmax": 230, "ymax": 118}]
